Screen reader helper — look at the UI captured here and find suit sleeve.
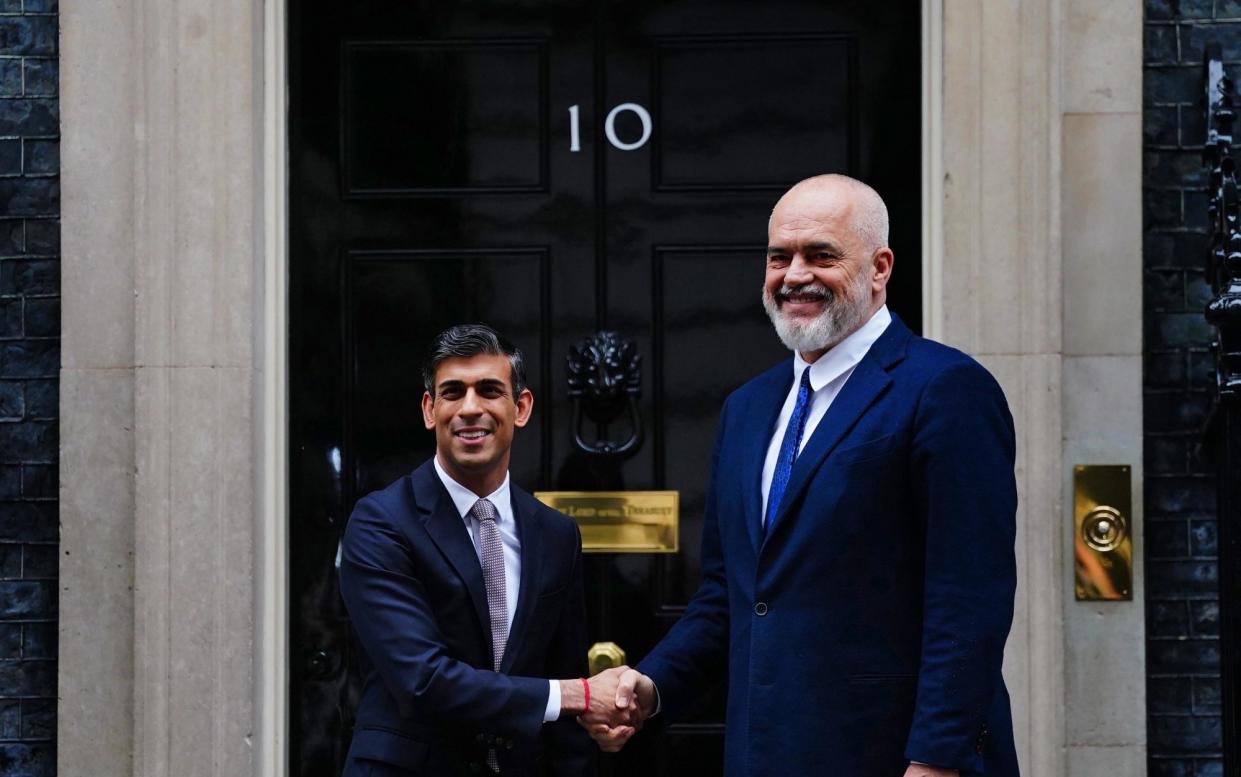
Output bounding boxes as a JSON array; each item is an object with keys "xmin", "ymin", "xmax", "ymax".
[
  {"xmin": 904, "ymin": 360, "xmax": 1018, "ymax": 772},
  {"xmin": 541, "ymin": 522, "xmax": 597, "ymax": 777},
  {"xmin": 635, "ymin": 398, "xmax": 732, "ymax": 718},
  {"xmin": 338, "ymin": 495, "xmax": 550, "ymax": 742}
]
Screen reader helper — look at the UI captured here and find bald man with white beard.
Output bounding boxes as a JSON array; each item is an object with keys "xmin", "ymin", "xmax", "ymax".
[{"xmin": 579, "ymin": 175, "xmax": 1021, "ymax": 777}]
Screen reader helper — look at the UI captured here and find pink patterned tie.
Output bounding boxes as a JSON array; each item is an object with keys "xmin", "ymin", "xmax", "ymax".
[
  {"xmin": 471, "ymin": 497, "xmax": 509, "ymax": 670},
  {"xmin": 471, "ymin": 498, "xmax": 508, "ymax": 773}
]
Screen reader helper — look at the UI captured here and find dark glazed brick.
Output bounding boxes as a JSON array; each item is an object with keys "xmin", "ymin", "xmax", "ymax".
[
  {"xmin": 0, "ymin": 137, "xmax": 18, "ymax": 176},
  {"xmin": 1153, "ymin": 313, "xmax": 1213, "ymax": 348},
  {"xmin": 1221, "ymin": 0, "xmax": 1241, "ymax": 16},
  {"xmin": 1185, "ymin": 190, "xmax": 1210, "ymax": 231},
  {"xmin": 0, "ymin": 58, "xmax": 21, "ymax": 98},
  {"xmin": 22, "ymin": 0, "xmax": 58, "ymax": 11},
  {"xmin": 0, "ymin": 543, "xmax": 18, "ymax": 577},
  {"xmin": 1183, "ymin": 103, "xmax": 1206, "ymax": 146},
  {"xmin": 1190, "ymin": 519, "xmax": 1218, "ymax": 555},
  {"xmin": 0, "ymin": 624, "xmax": 17, "ymax": 659},
  {"xmin": 0, "ymin": 581, "xmax": 53, "ymax": 619},
  {"xmin": 22, "ymin": 59, "xmax": 54, "ymax": 97},
  {"xmin": 0, "ymin": 467, "xmax": 17, "ymax": 500},
  {"xmin": 1186, "ymin": 271, "xmax": 1212, "ymax": 308},
  {"xmin": 1175, "ymin": 232, "xmax": 1209, "ymax": 268},
  {"xmin": 20, "ymin": 622, "xmax": 53, "ymax": 659},
  {"xmin": 0, "ymin": 296, "xmax": 20, "ymax": 337},
  {"xmin": 0, "ymin": 699, "xmax": 17, "ymax": 739},
  {"xmin": 21, "ymin": 545, "xmax": 53, "ymax": 579},
  {"xmin": 1145, "ymin": 392, "xmax": 1211, "ymax": 431},
  {"xmin": 24, "ymin": 219, "xmax": 56, "ymax": 255},
  {"xmin": 1150, "ymin": 715, "xmax": 1223, "ymax": 752},
  {"xmin": 1150, "ymin": 599, "xmax": 1190, "ymax": 636},
  {"xmin": 0, "ymin": 421, "xmax": 54, "ymax": 461},
  {"xmin": 1148, "ymin": 518, "xmax": 1190, "ymax": 556},
  {"xmin": 1147, "ymin": 352, "xmax": 1188, "ymax": 387},
  {"xmin": 1191, "ymin": 600, "xmax": 1220, "ymax": 636},
  {"xmin": 1147, "ymin": 105, "xmax": 1180, "ymax": 145},
  {"xmin": 0, "ymin": 660, "xmax": 53, "ymax": 696},
  {"xmin": 1149, "ymin": 639, "xmax": 1221, "ymax": 674},
  {"xmin": 1147, "ymin": 233, "xmax": 1177, "ymax": 265},
  {"xmin": 0, "ymin": 221, "xmax": 19, "ymax": 257},
  {"xmin": 1146, "ymin": 188, "xmax": 1183, "ymax": 229},
  {"xmin": 0, "ymin": 340, "xmax": 56, "ymax": 378},
  {"xmin": 21, "ymin": 297, "xmax": 55, "ymax": 337},
  {"xmin": 0, "ymin": 503, "xmax": 59, "ymax": 542},
  {"xmin": 1148, "ymin": 559, "xmax": 1218, "ymax": 595},
  {"xmin": 0, "ymin": 177, "xmax": 58, "ymax": 216},
  {"xmin": 0, "ymin": 17, "xmax": 55, "ymax": 56},
  {"xmin": 20, "ymin": 698, "xmax": 52, "ymax": 739},
  {"xmin": 1180, "ymin": 22, "xmax": 1241, "ymax": 62},
  {"xmin": 0, "ymin": 382, "xmax": 22, "ymax": 418},
  {"xmin": 1146, "ymin": 66, "xmax": 1201, "ymax": 103},
  {"xmin": 19, "ymin": 465, "xmax": 52, "ymax": 499},
  {"xmin": 1150, "ymin": 676, "xmax": 1193, "ymax": 713},
  {"xmin": 0, "ymin": 98, "xmax": 56, "ymax": 135},
  {"xmin": 20, "ymin": 380, "xmax": 52, "ymax": 417},
  {"xmin": 0, "ymin": 743, "xmax": 54, "ymax": 777},
  {"xmin": 1146, "ymin": 0, "xmax": 1177, "ymax": 20},
  {"xmin": 22, "ymin": 139, "xmax": 54, "ymax": 175},
  {"xmin": 1147, "ymin": 269, "xmax": 1186, "ymax": 311},
  {"xmin": 1194, "ymin": 677, "xmax": 1222, "ymax": 713},
  {"xmin": 2, "ymin": 259, "xmax": 59, "ymax": 295},
  {"xmin": 1188, "ymin": 351, "xmax": 1215, "ymax": 389},
  {"xmin": 1150, "ymin": 760, "xmax": 1194, "ymax": 777},
  {"xmin": 1147, "ymin": 24, "xmax": 1180, "ymax": 64},
  {"xmin": 1196, "ymin": 760, "xmax": 1224, "ymax": 777}
]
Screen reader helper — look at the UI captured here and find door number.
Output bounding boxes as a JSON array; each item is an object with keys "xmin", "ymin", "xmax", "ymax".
[{"xmin": 568, "ymin": 103, "xmax": 653, "ymax": 152}]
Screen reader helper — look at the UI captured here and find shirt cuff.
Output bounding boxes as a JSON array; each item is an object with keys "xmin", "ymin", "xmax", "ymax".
[{"xmin": 543, "ymin": 679, "xmax": 561, "ymax": 722}]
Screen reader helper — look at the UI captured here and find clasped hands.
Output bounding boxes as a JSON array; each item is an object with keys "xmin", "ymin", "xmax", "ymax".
[{"xmin": 573, "ymin": 666, "xmax": 656, "ymax": 752}]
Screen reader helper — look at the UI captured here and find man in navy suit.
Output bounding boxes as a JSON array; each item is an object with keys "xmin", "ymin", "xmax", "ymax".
[
  {"xmin": 582, "ymin": 175, "xmax": 1019, "ymax": 777},
  {"xmin": 340, "ymin": 324, "xmax": 617, "ymax": 777}
]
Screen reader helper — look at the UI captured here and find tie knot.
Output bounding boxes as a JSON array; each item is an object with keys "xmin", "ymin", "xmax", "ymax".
[{"xmin": 470, "ymin": 497, "xmax": 499, "ymax": 524}]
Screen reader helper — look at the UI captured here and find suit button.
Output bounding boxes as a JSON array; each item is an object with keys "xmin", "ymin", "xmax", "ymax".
[{"xmin": 754, "ymin": 602, "xmax": 768, "ymax": 616}]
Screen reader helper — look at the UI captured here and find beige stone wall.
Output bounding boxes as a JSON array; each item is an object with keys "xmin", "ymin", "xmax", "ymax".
[{"xmin": 57, "ymin": 0, "xmax": 1144, "ymax": 774}]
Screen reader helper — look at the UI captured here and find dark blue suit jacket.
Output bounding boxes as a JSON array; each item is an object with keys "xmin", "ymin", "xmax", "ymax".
[
  {"xmin": 338, "ymin": 460, "xmax": 594, "ymax": 777},
  {"xmin": 638, "ymin": 315, "xmax": 1019, "ymax": 777}
]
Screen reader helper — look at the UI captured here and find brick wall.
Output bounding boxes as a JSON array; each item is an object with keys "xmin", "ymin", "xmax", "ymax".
[
  {"xmin": 0, "ymin": 0, "xmax": 56, "ymax": 775},
  {"xmin": 1144, "ymin": 1, "xmax": 1234, "ymax": 775}
]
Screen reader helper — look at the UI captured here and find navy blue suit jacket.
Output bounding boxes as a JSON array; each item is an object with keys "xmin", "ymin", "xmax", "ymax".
[
  {"xmin": 338, "ymin": 460, "xmax": 594, "ymax": 777},
  {"xmin": 638, "ymin": 315, "xmax": 1019, "ymax": 777}
]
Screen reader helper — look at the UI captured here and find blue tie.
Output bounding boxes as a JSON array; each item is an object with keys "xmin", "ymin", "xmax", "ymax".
[{"xmin": 765, "ymin": 367, "xmax": 814, "ymax": 533}]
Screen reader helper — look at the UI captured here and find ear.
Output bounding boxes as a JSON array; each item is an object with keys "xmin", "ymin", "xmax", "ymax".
[
  {"xmin": 871, "ymin": 247, "xmax": 894, "ymax": 292},
  {"xmin": 421, "ymin": 391, "xmax": 435, "ymax": 430},
  {"xmin": 513, "ymin": 387, "xmax": 534, "ymax": 428}
]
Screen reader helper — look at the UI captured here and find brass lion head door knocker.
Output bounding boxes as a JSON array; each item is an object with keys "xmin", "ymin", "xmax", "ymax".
[{"xmin": 566, "ymin": 331, "xmax": 643, "ymax": 457}]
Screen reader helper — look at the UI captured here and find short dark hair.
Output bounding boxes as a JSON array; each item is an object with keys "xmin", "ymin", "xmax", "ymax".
[{"xmin": 422, "ymin": 324, "xmax": 528, "ymax": 397}]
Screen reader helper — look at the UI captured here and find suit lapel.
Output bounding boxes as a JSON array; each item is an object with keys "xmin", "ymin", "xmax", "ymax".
[
  {"xmin": 415, "ymin": 466, "xmax": 492, "ymax": 653},
  {"xmin": 742, "ymin": 362, "xmax": 795, "ymax": 553},
  {"xmin": 762, "ymin": 317, "xmax": 911, "ymax": 547},
  {"xmin": 502, "ymin": 487, "xmax": 542, "ymax": 673}
]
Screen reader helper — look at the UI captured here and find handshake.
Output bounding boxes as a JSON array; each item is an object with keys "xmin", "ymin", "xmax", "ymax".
[{"xmin": 560, "ymin": 666, "xmax": 657, "ymax": 752}]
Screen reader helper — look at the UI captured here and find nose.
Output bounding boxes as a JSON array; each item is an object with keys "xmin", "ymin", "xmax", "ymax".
[
  {"xmin": 460, "ymin": 387, "xmax": 483, "ymax": 416},
  {"xmin": 783, "ymin": 253, "xmax": 814, "ymax": 285}
]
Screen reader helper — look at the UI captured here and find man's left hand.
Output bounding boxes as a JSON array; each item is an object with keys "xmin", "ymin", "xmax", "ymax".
[{"xmin": 903, "ymin": 764, "xmax": 958, "ymax": 777}]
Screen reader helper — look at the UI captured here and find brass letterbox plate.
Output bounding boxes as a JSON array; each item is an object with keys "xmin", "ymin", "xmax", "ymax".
[
  {"xmin": 1074, "ymin": 464, "xmax": 1133, "ymax": 601},
  {"xmin": 534, "ymin": 491, "xmax": 679, "ymax": 553}
]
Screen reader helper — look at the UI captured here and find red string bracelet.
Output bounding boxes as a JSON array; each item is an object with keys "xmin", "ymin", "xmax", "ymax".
[{"xmin": 580, "ymin": 677, "xmax": 590, "ymax": 713}]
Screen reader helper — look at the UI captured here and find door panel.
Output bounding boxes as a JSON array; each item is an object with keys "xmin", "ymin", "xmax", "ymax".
[{"xmin": 289, "ymin": 2, "xmax": 920, "ymax": 774}]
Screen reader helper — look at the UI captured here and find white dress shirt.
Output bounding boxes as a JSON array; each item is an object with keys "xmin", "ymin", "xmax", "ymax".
[
  {"xmin": 433, "ymin": 456, "xmax": 562, "ymax": 722},
  {"xmin": 760, "ymin": 305, "xmax": 892, "ymax": 522}
]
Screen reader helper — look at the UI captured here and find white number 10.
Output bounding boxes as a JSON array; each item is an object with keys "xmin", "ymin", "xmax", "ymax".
[{"xmin": 568, "ymin": 103, "xmax": 653, "ymax": 152}]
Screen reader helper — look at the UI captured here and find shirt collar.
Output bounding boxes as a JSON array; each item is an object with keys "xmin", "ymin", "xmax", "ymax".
[
  {"xmin": 795, "ymin": 305, "xmax": 892, "ymax": 390},
  {"xmin": 433, "ymin": 455, "xmax": 512, "ymax": 522}
]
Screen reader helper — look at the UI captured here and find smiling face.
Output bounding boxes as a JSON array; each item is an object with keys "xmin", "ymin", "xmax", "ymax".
[
  {"xmin": 421, "ymin": 353, "xmax": 533, "ymax": 496},
  {"xmin": 762, "ymin": 178, "xmax": 893, "ymax": 361}
]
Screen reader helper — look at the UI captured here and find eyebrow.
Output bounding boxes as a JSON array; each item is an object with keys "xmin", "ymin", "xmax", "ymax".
[
  {"xmin": 436, "ymin": 378, "xmax": 509, "ymax": 392},
  {"xmin": 766, "ymin": 241, "xmax": 844, "ymax": 256}
]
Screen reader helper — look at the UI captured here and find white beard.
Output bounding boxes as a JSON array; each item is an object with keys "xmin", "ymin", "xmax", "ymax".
[{"xmin": 762, "ymin": 271, "xmax": 872, "ymax": 354}]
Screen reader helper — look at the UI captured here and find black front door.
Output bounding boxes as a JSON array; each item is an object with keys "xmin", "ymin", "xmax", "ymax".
[{"xmin": 288, "ymin": 2, "xmax": 921, "ymax": 775}]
